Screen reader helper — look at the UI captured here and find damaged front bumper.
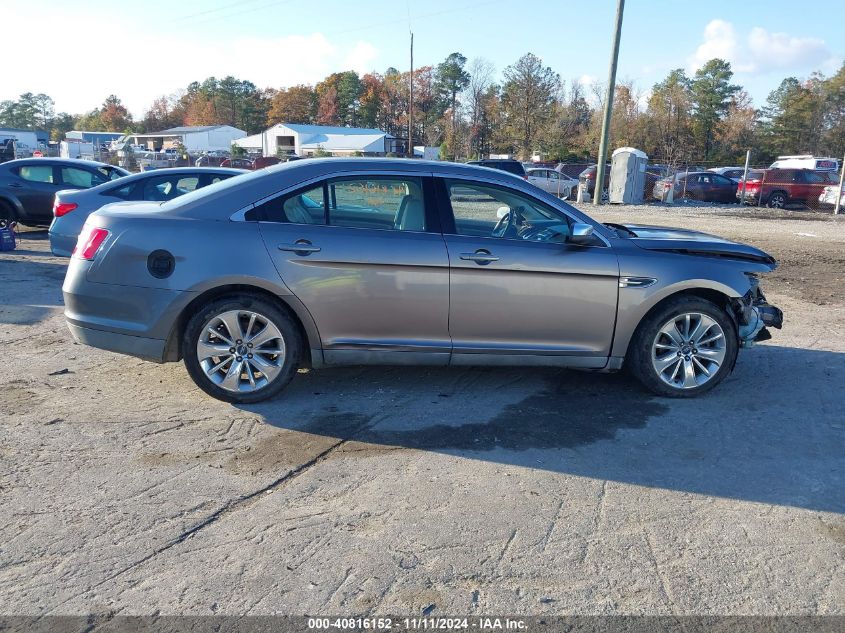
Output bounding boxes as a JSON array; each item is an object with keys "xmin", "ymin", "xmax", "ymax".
[{"xmin": 731, "ymin": 277, "xmax": 784, "ymax": 347}]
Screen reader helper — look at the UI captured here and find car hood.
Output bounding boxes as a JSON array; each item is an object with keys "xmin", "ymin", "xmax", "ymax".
[{"xmin": 620, "ymin": 223, "xmax": 777, "ymax": 267}]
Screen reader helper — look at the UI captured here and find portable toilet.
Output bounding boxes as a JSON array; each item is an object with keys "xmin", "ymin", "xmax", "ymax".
[{"xmin": 609, "ymin": 147, "xmax": 648, "ymax": 204}]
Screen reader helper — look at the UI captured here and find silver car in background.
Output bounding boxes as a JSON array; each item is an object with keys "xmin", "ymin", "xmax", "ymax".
[
  {"xmin": 49, "ymin": 167, "xmax": 245, "ymax": 256},
  {"xmin": 526, "ymin": 168, "xmax": 577, "ymax": 198},
  {"xmin": 62, "ymin": 159, "xmax": 782, "ymax": 403}
]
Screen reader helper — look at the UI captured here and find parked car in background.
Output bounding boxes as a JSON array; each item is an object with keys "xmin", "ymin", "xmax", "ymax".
[
  {"xmin": 818, "ymin": 182, "xmax": 845, "ymax": 209},
  {"xmin": 254, "ymin": 156, "xmax": 282, "ymax": 169},
  {"xmin": 578, "ymin": 164, "xmax": 611, "ymax": 200},
  {"xmin": 736, "ymin": 168, "xmax": 838, "ymax": 208},
  {"xmin": 466, "ymin": 159, "xmax": 527, "ymax": 179},
  {"xmin": 709, "ymin": 166, "xmax": 748, "ymax": 182},
  {"xmin": 49, "ymin": 167, "xmax": 246, "ymax": 256},
  {"xmin": 195, "ymin": 154, "xmax": 227, "ymax": 167},
  {"xmin": 62, "ymin": 158, "xmax": 782, "ymax": 403},
  {"xmin": 526, "ymin": 167, "xmax": 577, "ymax": 198},
  {"xmin": 220, "ymin": 158, "xmax": 254, "ymax": 169},
  {"xmin": 652, "ymin": 171, "xmax": 738, "ymax": 203},
  {"xmin": 0, "ymin": 158, "xmax": 128, "ymax": 227}
]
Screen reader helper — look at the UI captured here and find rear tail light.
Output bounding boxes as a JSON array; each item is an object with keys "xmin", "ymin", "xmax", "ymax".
[
  {"xmin": 72, "ymin": 227, "xmax": 110, "ymax": 260},
  {"xmin": 53, "ymin": 201, "xmax": 78, "ymax": 217}
]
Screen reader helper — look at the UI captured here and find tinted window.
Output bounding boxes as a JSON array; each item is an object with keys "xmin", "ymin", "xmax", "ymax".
[
  {"xmin": 712, "ymin": 174, "xmax": 734, "ymax": 186},
  {"xmin": 803, "ymin": 171, "xmax": 827, "ymax": 184},
  {"xmin": 328, "ymin": 176, "xmax": 426, "ymax": 232},
  {"xmin": 16, "ymin": 165, "xmax": 54, "ymax": 183},
  {"xmin": 141, "ymin": 176, "xmax": 185, "ymax": 201},
  {"xmin": 446, "ymin": 179, "xmax": 571, "ymax": 243},
  {"xmin": 110, "ymin": 182, "xmax": 136, "ymax": 199}
]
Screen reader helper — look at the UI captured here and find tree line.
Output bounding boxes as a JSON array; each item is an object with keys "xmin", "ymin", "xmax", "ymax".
[{"xmin": 2, "ymin": 52, "xmax": 843, "ymax": 165}]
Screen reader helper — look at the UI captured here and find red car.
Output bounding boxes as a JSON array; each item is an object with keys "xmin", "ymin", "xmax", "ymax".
[
  {"xmin": 220, "ymin": 158, "xmax": 254, "ymax": 169},
  {"xmin": 737, "ymin": 168, "xmax": 838, "ymax": 209}
]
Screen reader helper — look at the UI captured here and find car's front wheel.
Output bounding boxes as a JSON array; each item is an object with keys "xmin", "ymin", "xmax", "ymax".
[
  {"xmin": 628, "ymin": 297, "xmax": 738, "ymax": 397},
  {"xmin": 183, "ymin": 296, "xmax": 302, "ymax": 403}
]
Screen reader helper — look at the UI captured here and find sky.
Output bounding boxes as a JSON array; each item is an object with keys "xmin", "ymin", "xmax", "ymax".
[{"xmin": 3, "ymin": 0, "xmax": 843, "ymax": 119}]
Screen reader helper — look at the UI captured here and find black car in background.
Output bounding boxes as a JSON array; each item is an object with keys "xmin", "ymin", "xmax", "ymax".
[
  {"xmin": 652, "ymin": 171, "xmax": 739, "ymax": 203},
  {"xmin": 0, "ymin": 158, "xmax": 129, "ymax": 226},
  {"xmin": 466, "ymin": 159, "xmax": 527, "ymax": 179}
]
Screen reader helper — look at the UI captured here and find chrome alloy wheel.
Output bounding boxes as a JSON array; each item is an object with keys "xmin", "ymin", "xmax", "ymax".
[
  {"xmin": 196, "ymin": 310, "xmax": 286, "ymax": 393},
  {"xmin": 651, "ymin": 312, "xmax": 727, "ymax": 390}
]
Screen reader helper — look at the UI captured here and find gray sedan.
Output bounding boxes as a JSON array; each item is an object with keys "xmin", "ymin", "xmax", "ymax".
[
  {"xmin": 48, "ymin": 167, "xmax": 245, "ymax": 256},
  {"xmin": 62, "ymin": 159, "xmax": 782, "ymax": 403}
]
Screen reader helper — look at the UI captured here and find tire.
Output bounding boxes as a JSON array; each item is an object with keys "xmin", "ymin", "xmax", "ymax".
[
  {"xmin": 182, "ymin": 295, "xmax": 302, "ymax": 403},
  {"xmin": 627, "ymin": 297, "xmax": 738, "ymax": 398},
  {"xmin": 0, "ymin": 200, "xmax": 15, "ymax": 229},
  {"xmin": 767, "ymin": 191, "xmax": 787, "ymax": 209}
]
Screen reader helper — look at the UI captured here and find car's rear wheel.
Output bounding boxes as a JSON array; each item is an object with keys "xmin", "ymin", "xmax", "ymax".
[
  {"xmin": 628, "ymin": 297, "xmax": 738, "ymax": 398},
  {"xmin": 767, "ymin": 191, "xmax": 787, "ymax": 209},
  {"xmin": 182, "ymin": 296, "xmax": 301, "ymax": 403}
]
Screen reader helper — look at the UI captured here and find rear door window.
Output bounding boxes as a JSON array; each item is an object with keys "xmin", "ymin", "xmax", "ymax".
[
  {"xmin": 16, "ymin": 165, "xmax": 54, "ymax": 183},
  {"xmin": 327, "ymin": 176, "xmax": 426, "ymax": 232},
  {"xmin": 252, "ymin": 184, "xmax": 327, "ymax": 224}
]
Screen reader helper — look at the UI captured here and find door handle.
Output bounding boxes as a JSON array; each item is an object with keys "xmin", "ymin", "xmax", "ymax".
[
  {"xmin": 278, "ymin": 241, "xmax": 321, "ymax": 254},
  {"xmin": 8, "ymin": 182, "xmax": 22, "ymax": 188},
  {"xmin": 459, "ymin": 250, "xmax": 499, "ymax": 264}
]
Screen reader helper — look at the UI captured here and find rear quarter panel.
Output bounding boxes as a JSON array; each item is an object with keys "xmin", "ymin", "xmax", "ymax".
[{"xmin": 81, "ymin": 213, "xmax": 322, "ymax": 349}]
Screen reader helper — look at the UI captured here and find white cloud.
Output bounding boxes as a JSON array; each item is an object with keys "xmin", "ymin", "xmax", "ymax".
[
  {"xmin": 578, "ymin": 74, "xmax": 596, "ymax": 87},
  {"xmin": 0, "ymin": 5, "xmax": 379, "ymax": 118},
  {"xmin": 689, "ymin": 20, "xmax": 838, "ymax": 75},
  {"xmin": 746, "ymin": 27, "xmax": 831, "ymax": 72},
  {"xmin": 343, "ymin": 41, "xmax": 380, "ymax": 76},
  {"xmin": 690, "ymin": 20, "xmax": 742, "ymax": 70}
]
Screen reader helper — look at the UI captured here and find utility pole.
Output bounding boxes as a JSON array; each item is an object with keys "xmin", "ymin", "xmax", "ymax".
[
  {"xmin": 592, "ymin": 0, "xmax": 625, "ymax": 206},
  {"xmin": 408, "ymin": 31, "xmax": 414, "ymax": 158}
]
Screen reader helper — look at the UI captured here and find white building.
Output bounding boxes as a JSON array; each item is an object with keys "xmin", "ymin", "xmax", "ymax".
[
  {"xmin": 234, "ymin": 123, "xmax": 394, "ymax": 157},
  {"xmin": 127, "ymin": 125, "xmax": 246, "ymax": 152}
]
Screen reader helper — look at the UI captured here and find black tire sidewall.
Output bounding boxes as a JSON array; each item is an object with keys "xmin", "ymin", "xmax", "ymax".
[
  {"xmin": 182, "ymin": 296, "xmax": 302, "ymax": 403},
  {"xmin": 628, "ymin": 297, "xmax": 738, "ymax": 398}
]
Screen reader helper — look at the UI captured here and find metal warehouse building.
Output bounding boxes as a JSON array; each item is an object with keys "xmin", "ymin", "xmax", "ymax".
[
  {"xmin": 126, "ymin": 125, "xmax": 246, "ymax": 152},
  {"xmin": 234, "ymin": 123, "xmax": 395, "ymax": 157}
]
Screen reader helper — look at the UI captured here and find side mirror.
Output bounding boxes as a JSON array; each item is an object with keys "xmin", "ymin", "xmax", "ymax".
[{"xmin": 568, "ymin": 223, "xmax": 594, "ymax": 245}]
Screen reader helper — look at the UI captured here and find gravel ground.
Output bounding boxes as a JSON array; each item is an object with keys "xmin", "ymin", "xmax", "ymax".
[{"xmin": 1, "ymin": 205, "xmax": 843, "ymax": 617}]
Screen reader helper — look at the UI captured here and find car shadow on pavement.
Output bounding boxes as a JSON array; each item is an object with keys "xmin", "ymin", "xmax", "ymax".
[{"xmin": 240, "ymin": 344, "xmax": 845, "ymax": 514}]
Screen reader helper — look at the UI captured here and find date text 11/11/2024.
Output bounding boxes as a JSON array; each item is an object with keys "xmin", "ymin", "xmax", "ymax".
[{"xmin": 307, "ymin": 617, "xmax": 528, "ymax": 630}]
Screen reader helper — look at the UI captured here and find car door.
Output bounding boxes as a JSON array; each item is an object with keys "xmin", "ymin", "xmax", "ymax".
[
  {"xmin": 527, "ymin": 170, "xmax": 547, "ymax": 192},
  {"xmin": 711, "ymin": 174, "xmax": 737, "ymax": 202},
  {"xmin": 437, "ymin": 177, "xmax": 619, "ymax": 365},
  {"xmin": 8, "ymin": 163, "xmax": 61, "ymax": 223},
  {"xmin": 256, "ymin": 174, "xmax": 451, "ymax": 364}
]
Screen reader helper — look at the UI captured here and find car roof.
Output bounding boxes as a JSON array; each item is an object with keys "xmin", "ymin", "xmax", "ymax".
[
  {"xmin": 158, "ymin": 158, "xmax": 536, "ymax": 220},
  {"xmin": 67, "ymin": 166, "xmax": 247, "ymax": 195},
  {"xmin": 0, "ymin": 157, "xmax": 112, "ymax": 169}
]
